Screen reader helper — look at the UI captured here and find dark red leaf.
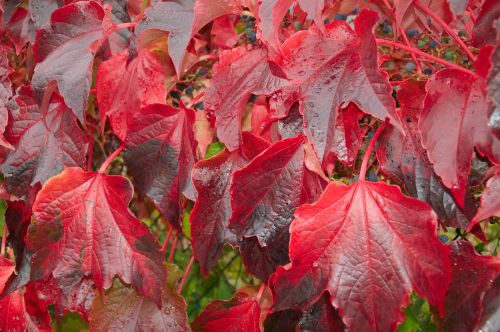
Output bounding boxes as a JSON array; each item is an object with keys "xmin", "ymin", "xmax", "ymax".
[
  {"xmin": 469, "ymin": 170, "xmax": 500, "ymax": 228},
  {"xmin": 32, "ymin": 0, "xmax": 107, "ymax": 122},
  {"xmin": 89, "ymin": 264, "xmax": 189, "ymax": 331},
  {"xmin": 96, "ymin": 48, "xmax": 170, "ymax": 140},
  {"xmin": 394, "ymin": 0, "xmax": 453, "ymax": 33},
  {"xmin": 192, "ymin": 291, "xmax": 261, "ymax": 332},
  {"xmin": 1, "ymin": 87, "xmax": 87, "ymax": 197},
  {"xmin": 270, "ymin": 10, "xmax": 402, "ymax": 166},
  {"xmin": 271, "ymin": 180, "xmax": 451, "ymax": 331},
  {"xmin": 205, "ymin": 46, "xmax": 287, "ymax": 151},
  {"xmin": 190, "ymin": 132, "xmax": 270, "ymax": 274},
  {"xmin": 377, "ymin": 79, "xmax": 476, "ymax": 228},
  {"xmin": 0, "ymin": 52, "xmax": 13, "ymax": 150},
  {"xmin": 472, "ymin": 0, "xmax": 500, "ymax": 47},
  {"xmin": 230, "ymin": 135, "xmax": 326, "ymax": 280},
  {"xmin": 432, "ymin": 241, "xmax": 500, "ymax": 332},
  {"xmin": 26, "ymin": 167, "xmax": 166, "ymax": 305},
  {"xmin": 419, "ymin": 69, "xmax": 499, "ymax": 207},
  {"xmin": 124, "ymin": 104, "xmax": 197, "ymax": 227}
]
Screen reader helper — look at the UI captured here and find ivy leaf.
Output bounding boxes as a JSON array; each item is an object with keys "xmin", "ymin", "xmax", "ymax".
[
  {"xmin": 432, "ymin": 241, "xmax": 500, "ymax": 332},
  {"xmin": 32, "ymin": 0, "xmax": 107, "ymax": 122},
  {"xmin": 26, "ymin": 167, "xmax": 166, "ymax": 306},
  {"xmin": 135, "ymin": 0, "xmax": 243, "ymax": 76},
  {"xmin": 96, "ymin": 48, "xmax": 171, "ymax": 140},
  {"xmin": 190, "ymin": 132, "xmax": 270, "ymax": 274},
  {"xmin": 270, "ymin": 10, "xmax": 402, "ymax": 166},
  {"xmin": 192, "ymin": 291, "xmax": 261, "ymax": 332},
  {"xmin": 258, "ymin": 0, "xmax": 325, "ymax": 52},
  {"xmin": 1, "ymin": 87, "xmax": 87, "ymax": 197},
  {"xmin": 89, "ymin": 264, "xmax": 189, "ymax": 331},
  {"xmin": 0, "ymin": 257, "xmax": 51, "ymax": 331},
  {"xmin": 230, "ymin": 135, "xmax": 326, "ymax": 280},
  {"xmin": 377, "ymin": 79, "xmax": 476, "ymax": 228},
  {"xmin": 469, "ymin": 170, "xmax": 500, "ymax": 229},
  {"xmin": 270, "ymin": 180, "xmax": 451, "ymax": 331},
  {"xmin": 472, "ymin": 0, "xmax": 500, "ymax": 47},
  {"xmin": 264, "ymin": 293, "xmax": 345, "ymax": 332},
  {"xmin": 124, "ymin": 104, "xmax": 197, "ymax": 227},
  {"xmin": 0, "ymin": 52, "xmax": 13, "ymax": 150},
  {"xmin": 419, "ymin": 69, "xmax": 499, "ymax": 207},
  {"xmin": 205, "ymin": 46, "xmax": 287, "ymax": 151}
]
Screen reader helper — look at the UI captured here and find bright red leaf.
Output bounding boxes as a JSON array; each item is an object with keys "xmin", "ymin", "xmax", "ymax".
[
  {"xmin": 271, "ymin": 180, "xmax": 451, "ymax": 331},
  {"xmin": 26, "ymin": 167, "xmax": 166, "ymax": 305},
  {"xmin": 270, "ymin": 10, "xmax": 402, "ymax": 166},
  {"xmin": 472, "ymin": 0, "xmax": 500, "ymax": 47},
  {"xmin": 96, "ymin": 48, "xmax": 170, "ymax": 140},
  {"xmin": 470, "ymin": 170, "xmax": 500, "ymax": 228},
  {"xmin": 192, "ymin": 291, "xmax": 261, "ymax": 332},
  {"xmin": 32, "ymin": 0, "xmax": 108, "ymax": 122},
  {"xmin": 205, "ymin": 46, "xmax": 287, "ymax": 151},
  {"xmin": 124, "ymin": 103, "xmax": 197, "ymax": 227},
  {"xmin": 419, "ymin": 69, "xmax": 499, "ymax": 207},
  {"xmin": 1, "ymin": 87, "xmax": 87, "ymax": 197},
  {"xmin": 432, "ymin": 241, "xmax": 500, "ymax": 332},
  {"xmin": 190, "ymin": 132, "xmax": 270, "ymax": 274}
]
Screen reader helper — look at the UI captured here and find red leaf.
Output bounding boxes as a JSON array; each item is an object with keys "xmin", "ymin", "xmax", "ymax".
[
  {"xmin": 205, "ymin": 46, "xmax": 287, "ymax": 151},
  {"xmin": 32, "ymin": 0, "xmax": 107, "ymax": 122},
  {"xmin": 472, "ymin": 0, "xmax": 500, "ymax": 47},
  {"xmin": 488, "ymin": 21, "xmax": 500, "ymax": 138},
  {"xmin": 270, "ymin": 180, "xmax": 451, "ymax": 331},
  {"xmin": 190, "ymin": 132, "xmax": 270, "ymax": 274},
  {"xmin": 264, "ymin": 293, "xmax": 345, "ymax": 332},
  {"xmin": 0, "ymin": 258, "xmax": 51, "ymax": 332},
  {"xmin": 470, "ymin": 170, "xmax": 500, "ymax": 228},
  {"xmin": 3, "ymin": 6, "xmax": 35, "ymax": 54},
  {"xmin": 135, "ymin": 0, "xmax": 242, "ymax": 76},
  {"xmin": 1, "ymin": 87, "xmax": 87, "ymax": 197},
  {"xmin": 270, "ymin": 10, "xmax": 402, "ymax": 165},
  {"xmin": 419, "ymin": 69, "xmax": 499, "ymax": 207},
  {"xmin": 257, "ymin": 0, "xmax": 325, "ymax": 52},
  {"xmin": 26, "ymin": 167, "xmax": 166, "ymax": 305},
  {"xmin": 96, "ymin": 48, "xmax": 170, "ymax": 140},
  {"xmin": 192, "ymin": 292, "xmax": 261, "ymax": 332},
  {"xmin": 393, "ymin": 0, "xmax": 452, "ymax": 34},
  {"xmin": 124, "ymin": 104, "xmax": 197, "ymax": 227},
  {"xmin": 89, "ymin": 264, "xmax": 189, "ymax": 331},
  {"xmin": 230, "ymin": 135, "xmax": 326, "ymax": 280},
  {"xmin": 432, "ymin": 241, "xmax": 500, "ymax": 332},
  {"xmin": 0, "ymin": 52, "xmax": 13, "ymax": 150},
  {"xmin": 377, "ymin": 79, "xmax": 476, "ymax": 228}
]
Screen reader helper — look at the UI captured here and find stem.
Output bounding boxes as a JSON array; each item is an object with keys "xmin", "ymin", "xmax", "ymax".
[
  {"xmin": 177, "ymin": 256, "xmax": 195, "ymax": 294},
  {"xmin": 413, "ymin": 0, "xmax": 475, "ymax": 61},
  {"xmin": 40, "ymin": 81, "xmax": 58, "ymax": 117},
  {"xmin": 187, "ymin": 91, "xmax": 205, "ymax": 109},
  {"xmin": 104, "ymin": 22, "xmax": 138, "ymax": 41},
  {"xmin": 390, "ymin": 81, "xmax": 402, "ymax": 86},
  {"xmin": 98, "ymin": 143, "xmax": 125, "ymax": 173},
  {"xmin": 376, "ymin": 39, "xmax": 476, "ymax": 75},
  {"xmin": 379, "ymin": 0, "xmax": 422, "ymax": 73},
  {"xmin": 161, "ymin": 227, "xmax": 173, "ymax": 254},
  {"xmin": 168, "ymin": 235, "xmax": 178, "ymax": 263},
  {"xmin": 1, "ymin": 226, "xmax": 7, "ymax": 256},
  {"xmin": 460, "ymin": 18, "xmax": 473, "ymax": 37},
  {"xmin": 256, "ymin": 284, "xmax": 265, "ymax": 304},
  {"xmin": 87, "ymin": 126, "xmax": 94, "ymax": 172},
  {"xmin": 89, "ymin": 88, "xmax": 97, "ymax": 94},
  {"xmin": 359, "ymin": 123, "xmax": 386, "ymax": 181}
]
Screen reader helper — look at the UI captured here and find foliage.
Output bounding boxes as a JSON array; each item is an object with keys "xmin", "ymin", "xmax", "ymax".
[{"xmin": 0, "ymin": 0, "xmax": 499, "ymax": 331}]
